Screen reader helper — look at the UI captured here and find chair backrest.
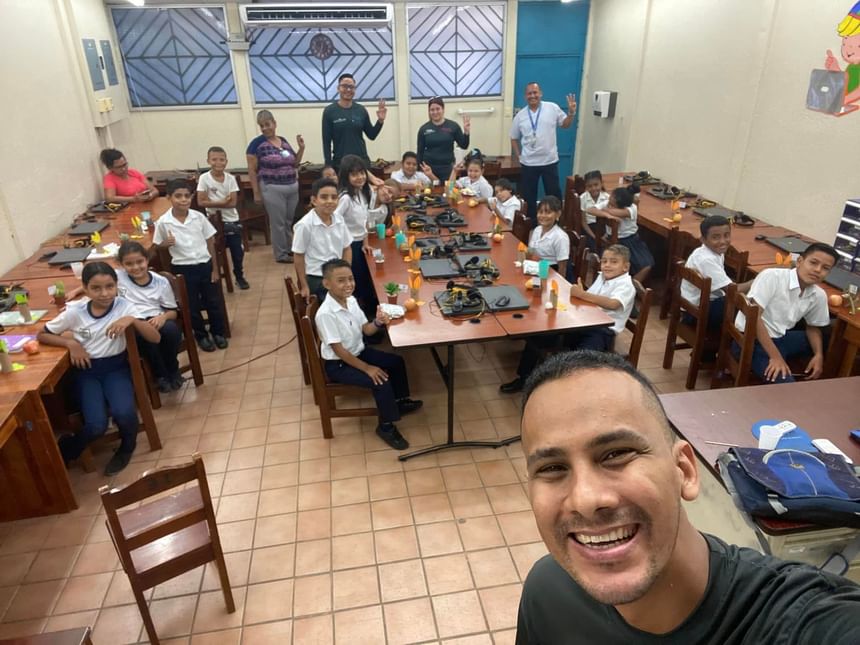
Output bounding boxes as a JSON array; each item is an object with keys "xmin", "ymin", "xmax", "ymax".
[
  {"xmin": 674, "ymin": 263, "xmax": 712, "ymax": 328},
  {"xmin": 159, "ymin": 272, "xmax": 194, "ymax": 345},
  {"xmin": 567, "ymin": 229, "xmax": 588, "ymax": 283},
  {"xmin": 715, "ymin": 283, "xmax": 760, "ymax": 386},
  {"xmin": 299, "ymin": 298, "xmax": 327, "ymax": 396},
  {"xmin": 625, "ymin": 279, "xmax": 653, "ymax": 368},
  {"xmin": 284, "ymin": 276, "xmax": 309, "ymax": 330},
  {"xmin": 724, "ymin": 245, "xmax": 749, "ymax": 283},
  {"xmin": 593, "ymin": 218, "xmax": 619, "ymax": 252},
  {"xmin": 561, "ymin": 178, "xmax": 583, "ymax": 233},
  {"xmin": 582, "ymin": 251, "xmax": 601, "ymax": 289},
  {"xmin": 511, "ymin": 207, "xmax": 534, "ymax": 244},
  {"xmin": 100, "ymin": 453, "xmax": 213, "ymax": 557}
]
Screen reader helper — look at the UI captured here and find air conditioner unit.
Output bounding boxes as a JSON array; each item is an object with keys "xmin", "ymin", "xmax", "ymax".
[{"xmin": 240, "ymin": 3, "xmax": 393, "ymax": 27}]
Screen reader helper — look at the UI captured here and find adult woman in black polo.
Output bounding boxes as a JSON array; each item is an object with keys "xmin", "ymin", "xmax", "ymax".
[{"xmin": 416, "ymin": 97, "xmax": 471, "ymax": 181}]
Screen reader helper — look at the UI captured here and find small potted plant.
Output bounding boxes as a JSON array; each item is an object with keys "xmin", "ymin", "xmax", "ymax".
[
  {"xmin": 54, "ymin": 281, "xmax": 66, "ymax": 308},
  {"xmin": 384, "ymin": 282, "xmax": 399, "ymax": 304},
  {"xmin": 0, "ymin": 340, "xmax": 12, "ymax": 374}
]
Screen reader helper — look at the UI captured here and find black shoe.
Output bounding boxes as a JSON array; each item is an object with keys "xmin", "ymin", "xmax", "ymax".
[
  {"xmin": 104, "ymin": 450, "xmax": 133, "ymax": 476},
  {"xmin": 397, "ymin": 398, "xmax": 423, "ymax": 415},
  {"xmin": 198, "ymin": 336, "xmax": 216, "ymax": 352},
  {"xmin": 236, "ymin": 277, "xmax": 250, "ymax": 290},
  {"xmin": 57, "ymin": 435, "xmax": 79, "ymax": 465},
  {"xmin": 157, "ymin": 377, "xmax": 172, "ymax": 394},
  {"xmin": 376, "ymin": 424, "xmax": 410, "ymax": 451},
  {"xmin": 499, "ymin": 377, "xmax": 524, "ymax": 394},
  {"xmin": 213, "ymin": 335, "xmax": 229, "ymax": 350},
  {"xmin": 169, "ymin": 372, "xmax": 185, "ymax": 390}
]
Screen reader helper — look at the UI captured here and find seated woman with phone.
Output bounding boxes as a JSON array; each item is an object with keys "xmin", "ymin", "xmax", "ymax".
[{"xmin": 100, "ymin": 148, "xmax": 158, "ymax": 204}]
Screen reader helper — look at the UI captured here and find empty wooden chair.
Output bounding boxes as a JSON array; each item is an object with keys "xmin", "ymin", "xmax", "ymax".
[
  {"xmin": 724, "ymin": 245, "xmax": 750, "ymax": 283},
  {"xmin": 663, "ymin": 263, "xmax": 714, "ymax": 389},
  {"xmin": 711, "ymin": 283, "xmax": 761, "ymax": 388},
  {"xmin": 237, "ymin": 194, "xmax": 270, "ymax": 251},
  {"xmin": 100, "ymin": 453, "xmax": 234, "ymax": 645},
  {"xmin": 284, "ymin": 276, "xmax": 311, "ymax": 387},
  {"xmin": 511, "ymin": 205, "xmax": 534, "ymax": 244},
  {"xmin": 207, "ymin": 210, "xmax": 234, "ymax": 294},
  {"xmin": 621, "ymin": 279, "xmax": 653, "ymax": 368},
  {"xmin": 302, "ymin": 300, "xmax": 379, "ymax": 439},
  {"xmin": 660, "ymin": 228, "xmax": 700, "ymax": 319}
]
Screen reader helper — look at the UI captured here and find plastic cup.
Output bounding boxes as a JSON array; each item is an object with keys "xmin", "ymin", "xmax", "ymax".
[
  {"xmin": 71, "ymin": 262, "xmax": 84, "ymax": 279},
  {"xmin": 141, "ymin": 211, "xmax": 152, "ymax": 221},
  {"xmin": 538, "ymin": 260, "xmax": 550, "ymax": 280},
  {"xmin": 376, "ymin": 223, "xmax": 386, "ymax": 239}
]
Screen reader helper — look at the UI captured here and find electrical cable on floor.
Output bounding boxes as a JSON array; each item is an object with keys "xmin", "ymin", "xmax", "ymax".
[{"xmin": 202, "ymin": 334, "xmax": 297, "ymax": 377}]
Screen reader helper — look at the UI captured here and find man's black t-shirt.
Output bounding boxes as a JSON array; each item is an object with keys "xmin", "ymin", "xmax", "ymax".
[{"xmin": 517, "ymin": 534, "xmax": 860, "ymax": 644}]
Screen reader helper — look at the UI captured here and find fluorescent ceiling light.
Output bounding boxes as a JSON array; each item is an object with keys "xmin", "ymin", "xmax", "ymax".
[{"xmin": 126, "ymin": 0, "xmax": 144, "ymax": 6}]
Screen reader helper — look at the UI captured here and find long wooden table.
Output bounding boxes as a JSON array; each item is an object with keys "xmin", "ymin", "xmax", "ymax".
[{"xmin": 366, "ymin": 199, "xmax": 613, "ymax": 460}]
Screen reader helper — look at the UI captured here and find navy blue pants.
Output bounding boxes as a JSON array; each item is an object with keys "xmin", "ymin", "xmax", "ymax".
[
  {"xmin": 325, "ymin": 348, "xmax": 409, "ymax": 423},
  {"xmin": 733, "ymin": 330, "xmax": 812, "ymax": 384},
  {"xmin": 138, "ymin": 318, "xmax": 181, "ymax": 379},
  {"xmin": 520, "ymin": 162, "xmax": 561, "ymax": 221},
  {"xmin": 61, "ymin": 353, "xmax": 139, "ymax": 461},
  {"xmin": 683, "ymin": 296, "xmax": 726, "ymax": 331},
  {"xmin": 350, "ymin": 240, "xmax": 379, "ymax": 316},
  {"xmin": 223, "ymin": 224, "xmax": 246, "ymax": 280},
  {"xmin": 171, "ymin": 261, "xmax": 225, "ymax": 339},
  {"xmin": 516, "ymin": 328, "xmax": 615, "ymax": 379}
]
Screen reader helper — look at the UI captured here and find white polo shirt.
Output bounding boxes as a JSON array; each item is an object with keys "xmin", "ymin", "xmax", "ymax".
[
  {"xmin": 315, "ymin": 294, "xmax": 367, "ymax": 361},
  {"xmin": 509, "ymin": 101, "xmax": 567, "ymax": 167},
  {"xmin": 117, "ymin": 270, "xmax": 178, "ymax": 319},
  {"xmin": 45, "ymin": 296, "xmax": 145, "ymax": 359},
  {"xmin": 153, "ymin": 208, "xmax": 215, "ymax": 265},
  {"xmin": 455, "ymin": 176, "xmax": 493, "ymax": 201},
  {"xmin": 588, "ymin": 272, "xmax": 636, "ymax": 335},
  {"xmin": 334, "ymin": 193, "xmax": 371, "ymax": 241},
  {"xmin": 291, "ymin": 209, "xmax": 352, "ymax": 277},
  {"xmin": 617, "ymin": 204, "xmax": 639, "ymax": 239},
  {"xmin": 490, "ymin": 195, "xmax": 522, "ymax": 225},
  {"xmin": 735, "ymin": 268, "xmax": 830, "ymax": 338},
  {"xmin": 680, "ymin": 245, "xmax": 732, "ymax": 307},
  {"xmin": 580, "ymin": 190, "xmax": 609, "ymax": 225},
  {"xmin": 196, "ymin": 171, "xmax": 240, "ymax": 222},
  {"xmin": 391, "ymin": 169, "xmax": 433, "ymax": 187},
  {"xmin": 528, "ymin": 224, "xmax": 569, "ymax": 263}
]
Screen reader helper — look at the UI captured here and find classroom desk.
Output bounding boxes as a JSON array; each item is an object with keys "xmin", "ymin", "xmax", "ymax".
[{"xmin": 366, "ymin": 208, "xmax": 613, "ymax": 460}]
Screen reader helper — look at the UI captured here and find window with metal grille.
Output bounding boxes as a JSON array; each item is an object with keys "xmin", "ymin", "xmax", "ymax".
[
  {"xmin": 111, "ymin": 7, "xmax": 237, "ymax": 108},
  {"xmin": 247, "ymin": 26, "xmax": 395, "ymax": 104},
  {"xmin": 408, "ymin": 4, "xmax": 505, "ymax": 99}
]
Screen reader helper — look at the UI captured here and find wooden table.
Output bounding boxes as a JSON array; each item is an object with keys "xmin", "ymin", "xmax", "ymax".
[{"xmin": 366, "ymin": 204, "xmax": 613, "ymax": 460}]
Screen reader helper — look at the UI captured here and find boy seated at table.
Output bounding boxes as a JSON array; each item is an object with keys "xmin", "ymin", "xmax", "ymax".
[
  {"xmin": 391, "ymin": 151, "xmax": 437, "ymax": 190},
  {"xmin": 735, "ymin": 242, "xmax": 837, "ymax": 383},
  {"xmin": 680, "ymin": 214, "xmax": 751, "ymax": 330},
  {"xmin": 488, "ymin": 178, "xmax": 521, "ymax": 226},
  {"xmin": 579, "ymin": 170, "xmax": 609, "ymax": 248},
  {"xmin": 527, "ymin": 196, "xmax": 569, "ymax": 277},
  {"xmin": 315, "ymin": 259, "xmax": 423, "ymax": 451},
  {"xmin": 196, "ymin": 146, "xmax": 249, "ymax": 290},
  {"xmin": 292, "ymin": 177, "xmax": 352, "ymax": 302},
  {"xmin": 499, "ymin": 245, "xmax": 635, "ymax": 394}
]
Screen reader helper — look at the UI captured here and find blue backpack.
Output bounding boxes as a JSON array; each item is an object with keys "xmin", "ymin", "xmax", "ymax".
[{"xmin": 718, "ymin": 447, "xmax": 860, "ymax": 528}]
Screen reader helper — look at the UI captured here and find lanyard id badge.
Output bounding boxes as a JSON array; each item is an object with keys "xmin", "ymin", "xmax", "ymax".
[{"xmin": 524, "ymin": 105, "xmax": 541, "ymax": 148}]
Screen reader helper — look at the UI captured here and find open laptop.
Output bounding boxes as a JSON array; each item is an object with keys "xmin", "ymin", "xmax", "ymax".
[{"xmin": 806, "ymin": 69, "xmax": 848, "ymax": 115}]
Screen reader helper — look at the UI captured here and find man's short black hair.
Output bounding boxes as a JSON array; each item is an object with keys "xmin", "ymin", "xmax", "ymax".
[
  {"xmin": 338, "ymin": 73, "xmax": 355, "ymax": 84},
  {"xmin": 166, "ymin": 178, "xmax": 191, "ymax": 196},
  {"xmin": 322, "ymin": 258, "xmax": 352, "ymax": 278},
  {"xmin": 523, "ymin": 351, "xmax": 675, "ymax": 443},
  {"xmin": 311, "ymin": 177, "xmax": 338, "ymax": 197},
  {"xmin": 800, "ymin": 242, "xmax": 838, "ymax": 263},
  {"xmin": 207, "ymin": 146, "xmax": 226, "ymax": 156},
  {"xmin": 700, "ymin": 214, "xmax": 731, "ymax": 237}
]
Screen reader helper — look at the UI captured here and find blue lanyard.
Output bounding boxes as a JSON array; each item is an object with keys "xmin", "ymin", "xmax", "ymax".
[{"xmin": 527, "ymin": 104, "xmax": 542, "ymax": 134}]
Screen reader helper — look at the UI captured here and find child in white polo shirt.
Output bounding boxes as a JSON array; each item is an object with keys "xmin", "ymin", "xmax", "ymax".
[
  {"xmin": 527, "ymin": 196, "xmax": 570, "ymax": 277},
  {"xmin": 315, "ymin": 259, "xmax": 423, "ymax": 451},
  {"xmin": 390, "ymin": 151, "xmax": 436, "ymax": 190},
  {"xmin": 196, "ymin": 146, "xmax": 248, "ymax": 290},
  {"xmin": 292, "ymin": 177, "xmax": 353, "ymax": 302},
  {"xmin": 38, "ymin": 262, "xmax": 161, "ymax": 476},
  {"xmin": 735, "ymin": 242, "xmax": 836, "ymax": 383},
  {"xmin": 595, "ymin": 186, "xmax": 655, "ymax": 284},
  {"xmin": 488, "ymin": 178, "xmax": 521, "ymax": 226},
  {"xmin": 154, "ymin": 178, "xmax": 227, "ymax": 352},
  {"xmin": 449, "ymin": 155, "xmax": 493, "ymax": 201},
  {"xmin": 579, "ymin": 170, "xmax": 609, "ymax": 248}
]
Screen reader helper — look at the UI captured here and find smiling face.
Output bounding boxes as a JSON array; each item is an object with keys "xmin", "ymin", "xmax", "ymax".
[
  {"xmin": 120, "ymin": 251, "xmax": 149, "ymax": 282},
  {"xmin": 523, "ymin": 369, "xmax": 699, "ymax": 607},
  {"xmin": 842, "ymin": 34, "xmax": 860, "ymax": 64},
  {"xmin": 83, "ymin": 273, "xmax": 118, "ymax": 310},
  {"xmin": 258, "ymin": 118, "xmax": 277, "ymax": 138},
  {"xmin": 600, "ymin": 250, "xmax": 629, "ymax": 280},
  {"xmin": 402, "ymin": 156, "xmax": 418, "ymax": 177},
  {"xmin": 466, "ymin": 161, "xmax": 482, "ymax": 182},
  {"xmin": 377, "ymin": 183, "xmax": 399, "ymax": 204},
  {"xmin": 429, "ymin": 103, "xmax": 445, "ymax": 123},
  {"xmin": 585, "ymin": 177, "xmax": 603, "ymax": 199},
  {"xmin": 208, "ymin": 150, "xmax": 228, "ymax": 173},
  {"xmin": 349, "ymin": 169, "xmax": 367, "ymax": 190},
  {"xmin": 536, "ymin": 204, "xmax": 560, "ymax": 229},
  {"xmin": 323, "ymin": 266, "xmax": 355, "ymax": 302},
  {"xmin": 702, "ymin": 224, "xmax": 731, "ymax": 256},
  {"xmin": 525, "ymin": 83, "xmax": 543, "ymax": 109},
  {"xmin": 338, "ymin": 77, "xmax": 356, "ymax": 102},
  {"xmin": 796, "ymin": 250, "xmax": 835, "ymax": 287},
  {"xmin": 311, "ymin": 185, "xmax": 339, "ymax": 218}
]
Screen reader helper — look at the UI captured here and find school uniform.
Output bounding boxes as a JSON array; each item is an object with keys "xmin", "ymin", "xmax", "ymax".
[
  {"xmin": 45, "ymin": 297, "xmax": 144, "ymax": 462},
  {"xmin": 491, "ymin": 195, "xmax": 522, "ymax": 226},
  {"xmin": 117, "ymin": 270, "xmax": 182, "ymax": 380},
  {"xmin": 616, "ymin": 204, "xmax": 655, "ymax": 276},
  {"xmin": 316, "ymin": 294, "xmax": 411, "ymax": 423},
  {"xmin": 291, "ymin": 208, "xmax": 352, "ymax": 298},
  {"xmin": 197, "ymin": 170, "xmax": 245, "ymax": 281},
  {"xmin": 681, "ymin": 245, "xmax": 733, "ymax": 330},
  {"xmin": 579, "ymin": 190, "xmax": 610, "ymax": 225},
  {"xmin": 528, "ymin": 224, "xmax": 569, "ymax": 267},
  {"xmin": 455, "ymin": 176, "xmax": 493, "ymax": 201},
  {"xmin": 509, "ymin": 101, "xmax": 567, "ymax": 218},
  {"xmin": 334, "ymin": 192, "xmax": 378, "ymax": 313},
  {"xmin": 734, "ymin": 268, "xmax": 831, "ymax": 383},
  {"xmin": 153, "ymin": 208, "xmax": 226, "ymax": 341},
  {"xmin": 390, "ymin": 169, "xmax": 433, "ymax": 187}
]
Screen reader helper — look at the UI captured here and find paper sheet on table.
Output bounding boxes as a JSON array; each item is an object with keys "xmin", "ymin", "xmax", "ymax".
[
  {"xmin": 758, "ymin": 424, "xmax": 791, "ymax": 450},
  {"xmin": 0, "ymin": 310, "xmax": 48, "ymax": 326}
]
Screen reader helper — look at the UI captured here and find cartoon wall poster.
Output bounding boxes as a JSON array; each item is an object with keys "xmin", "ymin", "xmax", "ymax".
[{"xmin": 807, "ymin": 1, "xmax": 860, "ymax": 116}]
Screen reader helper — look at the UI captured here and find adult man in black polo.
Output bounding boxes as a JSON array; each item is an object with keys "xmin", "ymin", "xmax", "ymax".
[
  {"xmin": 517, "ymin": 350, "xmax": 860, "ymax": 644},
  {"xmin": 509, "ymin": 82, "xmax": 576, "ymax": 220},
  {"xmin": 322, "ymin": 73, "xmax": 387, "ymax": 169}
]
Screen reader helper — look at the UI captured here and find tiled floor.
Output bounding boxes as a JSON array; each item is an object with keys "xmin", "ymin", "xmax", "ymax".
[{"xmin": 0, "ymin": 244, "xmax": 743, "ymax": 644}]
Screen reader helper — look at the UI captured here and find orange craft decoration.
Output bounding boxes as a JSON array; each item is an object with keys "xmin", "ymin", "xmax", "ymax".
[
  {"xmin": 775, "ymin": 252, "xmax": 792, "ymax": 267},
  {"xmin": 392, "ymin": 215, "xmax": 401, "ymax": 228},
  {"xmin": 407, "ymin": 235, "xmax": 415, "ymax": 247},
  {"xmin": 517, "ymin": 242, "xmax": 528, "ymax": 252},
  {"xmin": 494, "ymin": 215, "xmax": 501, "ymax": 228},
  {"xmin": 410, "ymin": 274, "xmax": 422, "ymax": 290},
  {"xmin": 550, "ymin": 280, "xmax": 558, "ymax": 293}
]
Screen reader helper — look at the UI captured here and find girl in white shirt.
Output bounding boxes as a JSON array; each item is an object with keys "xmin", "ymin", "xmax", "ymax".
[
  {"xmin": 38, "ymin": 262, "xmax": 161, "ymax": 476},
  {"xmin": 449, "ymin": 158, "xmax": 493, "ymax": 202},
  {"xmin": 488, "ymin": 178, "xmax": 522, "ymax": 226},
  {"xmin": 527, "ymin": 196, "xmax": 570, "ymax": 277},
  {"xmin": 595, "ymin": 186, "xmax": 654, "ymax": 283}
]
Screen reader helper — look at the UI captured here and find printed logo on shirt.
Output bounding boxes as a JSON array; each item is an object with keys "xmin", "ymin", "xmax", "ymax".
[
  {"xmin": 77, "ymin": 327, "xmax": 92, "ymax": 339},
  {"xmin": 333, "ymin": 118, "xmax": 348, "ymax": 124},
  {"xmin": 118, "ymin": 286, "xmax": 127, "ymax": 297},
  {"xmin": 424, "ymin": 129, "xmax": 436, "ymax": 135}
]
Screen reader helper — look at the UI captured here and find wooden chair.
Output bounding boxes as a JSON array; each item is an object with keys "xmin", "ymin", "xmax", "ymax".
[
  {"xmin": 301, "ymin": 300, "xmax": 379, "ymax": 439},
  {"xmin": 663, "ymin": 263, "xmax": 714, "ymax": 389},
  {"xmin": 511, "ymin": 206, "xmax": 534, "ymax": 244},
  {"xmin": 660, "ymin": 228, "xmax": 700, "ymax": 319},
  {"xmin": 208, "ymin": 210, "xmax": 234, "ymax": 294},
  {"xmin": 621, "ymin": 279, "xmax": 653, "ymax": 368},
  {"xmin": 284, "ymin": 276, "xmax": 311, "ymax": 387},
  {"xmin": 561, "ymin": 177, "xmax": 584, "ymax": 234},
  {"xmin": 593, "ymin": 216, "xmax": 619, "ymax": 253},
  {"xmin": 237, "ymin": 193, "xmax": 270, "ymax": 251},
  {"xmin": 100, "ymin": 453, "xmax": 234, "ymax": 645},
  {"xmin": 567, "ymin": 229, "xmax": 588, "ymax": 283},
  {"xmin": 139, "ymin": 273, "xmax": 205, "ymax": 409},
  {"xmin": 711, "ymin": 283, "xmax": 761, "ymax": 388},
  {"xmin": 581, "ymin": 251, "xmax": 601, "ymax": 288},
  {"xmin": 724, "ymin": 245, "xmax": 750, "ymax": 283}
]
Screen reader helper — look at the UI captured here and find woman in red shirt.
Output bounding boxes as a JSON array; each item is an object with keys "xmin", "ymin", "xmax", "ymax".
[{"xmin": 100, "ymin": 148, "xmax": 158, "ymax": 203}]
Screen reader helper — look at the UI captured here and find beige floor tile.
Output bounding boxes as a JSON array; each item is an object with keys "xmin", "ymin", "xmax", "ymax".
[
  {"xmin": 21, "ymin": 547, "xmax": 77, "ymax": 583},
  {"xmin": 331, "ymin": 532, "xmax": 375, "ymax": 571},
  {"xmin": 405, "ymin": 467, "xmax": 446, "ymax": 496},
  {"xmin": 295, "ymin": 538, "xmax": 332, "ymax": 576},
  {"xmin": 192, "ymin": 585, "xmax": 246, "ymax": 632},
  {"xmin": 467, "ymin": 548, "xmax": 519, "ymax": 588},
  {"xmin": 458, "ymin": 516, "xmax": 505, "ymax": 551},
  {"xmin": 149, "ymin": 593, "xmax": 197, "ymax": 639},
  {"xmin": 384, "ymin": 597, "xmax": 438, "ymax": 644},
  {"xmin": 497, "ymin": 511, "xmax": 541, "ymax": 546},
  {"xmin": 373, "ymin": 526, "xmax": 420, "ymax": 564},
  {"xmin": 424, "ymin": 553, "xmax": 474, "ymax": 595},
  {"xmin": 227, "ymin": 446, "xmax": 265, "ymax": 470},
  {"xmin": 201, "ymin": 551, "xmax": 251, "ymax": 592},
  {"xmin": 448, "ymin": 488, "xmax": 494, "ymax": 519},
  {"xmin": 264, "ymin": 441, "xmax": 299, "ymax": 466},
  {"xmin": 300, "ymin": 437, "xmax": 331, "ymax": 460},
  {"xmin": 266, "ymin": 422, "xmax": 301, "ymax": 443},
  {"xmin": 417, "ymin": 521, "xmax": 463, "ymax": 557},
  {"xmin": 332, "ymin": 566, "xmax": 378, "ymax": 610},
  {"xmin": 260, "ymin": 462, "xmax": 298, "ymax": 490},
  {"xmin": 249, "ymin": 543, "xmax": 295, "ymax": 584},
  {"xmin": 220, "ymin": 467, "xmax": 263, "ymax": 496},
  {"xmin": 411, "ymin": 492, "xmax": 455, "ymax": 524},
  {"xmin": 42, "ymin": 516, "xmax": 94, "ymax": 550},
  {"xmin": 3, "ymin": 579, "xmax": 64, "ymax": 622},
  {"xmin": 368, "ymin": 472, "xmax": 407, "ymax": 501},
  {"xmin": 486, "ymin": 484, "xmax": 530, "ymax": 514},
  {"xmin": 370, "ymin": 498, "xmax": 413, "ymax": 530},
  {"xmin": 334, "ymin": 605, "xmax": 384, "ymax": 645},
  {"xmin": 330, "ymin": 477, "xmax": 369, "ymax": 506},
  {"xmin": 508, "ymin": 542, "xmax": 548, "ymax": 580},
  {"xmin": 440, "ymin": 635, "xmax": 493, "ymax": 645},
  {"xmin": 297, "ymin": 482, "xmax": 331, "ymax": 511},
  {"xmin": 219, "ymin": 519, "xmax": 256, "ymax": 552},
  {"xmin": 476, "ymin": 460, "xmax": 519, "ymax": 486},
  {"xmin": 241, "ymin": 618, "xmax": 294, "ymax": 645},
  {"xmin": 52, "ymin": 571, "xmax": 112, "ymax": 614},
  {"xmin": 331, "ymin": 502, "xmax": 373, "ymax": 536},
  {"xmin": 43, "ymin": 609, "xmax": 99, "ymax": 633},
  {"xmin": 291, "ymin": 614, "xmax": 332, "ymax": 644},
  {"xmin": 478, "ymin": 583, "xmax": 522, "ymax": 631},
  {"xmin": 216, "ymin": 491, "xmax": 259, "ymax": 523},
  {"xmin": 258, "ymin": 486, "xmax": 299, "ymax": 516},
  {"xmin": 378, "ymin": 559, "xmax": 428, "ymax": 603},
  {"xmin": 432, "ymin": 590, "xmax": 487, "ymax": 638},
  {"xmin": 254, "ymin": 513, "xmax": 297, "ymax": 548},
  {"xmin": 92, "ymin": 604, "xmax": 144, "ymax": 644},
  {"xmin": 330, "ymin": 454, "xmax": 368, "ymax": 480},
  {"xmin": 442, "ymin": 464, "xmax": 483, "ymax": 491},
  {"xmin": 293, "ymin": 573, "xmax": 332, "ymax": 617},
  {"xmin": 296, "ymin": 508, "xmax": 331, "ymax": 541},
  {"xmin": 244, "ymin": 579, "xmax": 294, "ymax": 625},
  {"xmin": 491, "ymin": 628, "xmax": 517, "ymax": 645},
  {"xmin": 190, "ymin": 628, "xmax": 241, "ymax": 644},
  {"xmin": 299, "ymin": 458, "xmax": 332, "ymax": 484}
]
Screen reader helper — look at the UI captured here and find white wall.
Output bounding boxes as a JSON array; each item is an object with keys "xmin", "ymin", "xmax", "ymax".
[{"xmin": 577, "ymin": 0, "xmax": 860, "ymax": 243}]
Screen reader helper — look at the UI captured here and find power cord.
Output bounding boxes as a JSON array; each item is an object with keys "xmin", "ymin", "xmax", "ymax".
[{"xmin": 202, "ymin": 334, "xmax": 298, "ymax": 377}]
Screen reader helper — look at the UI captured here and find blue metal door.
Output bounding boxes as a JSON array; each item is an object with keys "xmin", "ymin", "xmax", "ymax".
[{"xmin": 514, "ymin": 0, "xmax": 590, "ymax": 196}]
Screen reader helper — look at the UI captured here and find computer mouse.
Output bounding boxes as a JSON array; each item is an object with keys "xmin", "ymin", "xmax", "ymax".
[{"xmin": 755, "ymin": 234, "xmax": 766, "ymax": 241}]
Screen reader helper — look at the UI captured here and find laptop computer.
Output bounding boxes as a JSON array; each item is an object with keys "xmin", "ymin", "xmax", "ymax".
[
  {"xmin": 419, "ymin": 258, "xmax": 465, "ymax": 279},
  {"xmin": 477, "ymin": 286, "xmax": 530, "ymax": 312},
  {"xmin": 47, "ymin": 247, "xmax": 92, "ymax": 265},
  {"xmin": 807, "ymin": 69, "xmax": 847, "ymax": 115},
  {"xmin": 765, "ymin": 236, "xmax": 810, "ymax": 255},
  {"xmin": 69, "ymin": 221, "xmax": 109, "ymax": 236},
  {"xmin": 824, "ymin": 266, "xmax": 860, "ymax": 293}
]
